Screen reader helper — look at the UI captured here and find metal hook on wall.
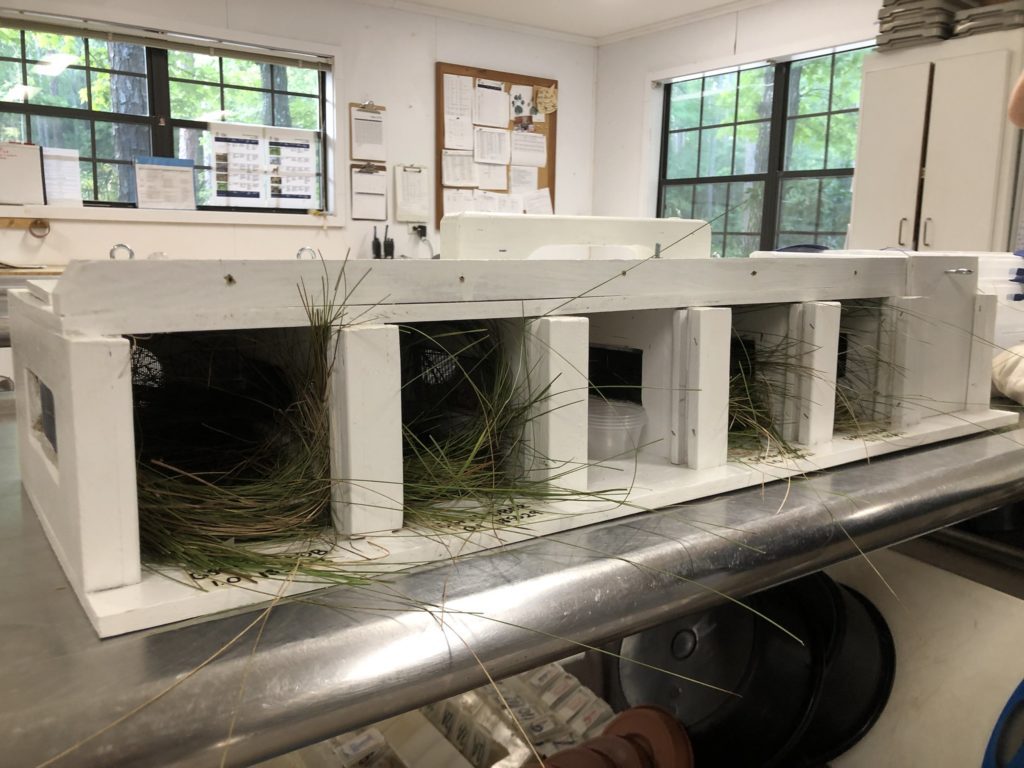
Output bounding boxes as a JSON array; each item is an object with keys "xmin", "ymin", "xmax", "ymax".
[{"xmin": 109, "ymin": 243, "xmax": 135, "ymax": 260}]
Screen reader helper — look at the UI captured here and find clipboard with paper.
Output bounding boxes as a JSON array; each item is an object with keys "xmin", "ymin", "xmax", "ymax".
[
  {"xmin": 349, "ymin": 102, "xmax": 387, "ymax": 162},
  {"xmin": 395, "ymin": 164, "xmax": 429, "ymax": 223},
  {"xmin": 351, "ymin": 162, "xmax": 387, "ymax": 221}
]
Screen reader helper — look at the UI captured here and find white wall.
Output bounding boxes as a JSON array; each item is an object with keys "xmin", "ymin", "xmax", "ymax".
[
  {"xmin": 592, "ymin": 0, "xmax": 880, "ymax": 218},
  {"xmin": 0, "ymin": 0, "xmax": 597, "ymax": 264}
]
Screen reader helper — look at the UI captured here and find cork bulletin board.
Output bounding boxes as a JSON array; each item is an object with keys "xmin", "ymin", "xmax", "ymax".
[{"xmin": 435, "ymin": 61, "xmax": 558, "ymax": 230}]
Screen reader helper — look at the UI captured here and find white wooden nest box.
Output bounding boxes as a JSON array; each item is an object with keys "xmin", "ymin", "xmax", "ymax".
[{"xmin": 9, "ymin": 214, "xmax": 1014, "ymax": 636}]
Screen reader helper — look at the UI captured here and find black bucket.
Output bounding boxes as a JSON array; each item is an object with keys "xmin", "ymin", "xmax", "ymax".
[
  {"xmin": 615, "ymin": 577, "xmax": 828, "ymax": 767},
  {"xmin": 790, "ymin": 583, "xmax": 896, "ymax": 766},
  {"xmin": 610, "ymin": 573, "xmax": 895, "ymax": 767}
]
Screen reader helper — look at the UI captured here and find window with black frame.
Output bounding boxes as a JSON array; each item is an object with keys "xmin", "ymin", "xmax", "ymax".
[
  {"xmin": 658, "ymin": 46, "xmax": 869, "ymax": 256},
  {"xmin": 0, "ymin": 22, "xmax": 327, "ymax": 211}
]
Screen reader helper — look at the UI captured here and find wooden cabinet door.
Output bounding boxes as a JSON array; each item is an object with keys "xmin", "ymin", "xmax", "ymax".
[
  {"xmin": 847, "ymin": 62, "xmax": 931, "ymax": 250},
  {"xmin": 919, "ymin": 49, "xmax": 1012, "ymax": 251}
]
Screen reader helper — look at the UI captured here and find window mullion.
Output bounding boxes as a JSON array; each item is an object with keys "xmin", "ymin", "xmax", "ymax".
[
  {"xmin": 761, "ymin": 62, "xmax": 789, "ymax": 251},
  {"xmin": 657, "ymin": 81, "xmax": 672, "ymax": 215},
  {"xmin": 147, "ymin": 47, "xmax": 172, "ymax": 157}
]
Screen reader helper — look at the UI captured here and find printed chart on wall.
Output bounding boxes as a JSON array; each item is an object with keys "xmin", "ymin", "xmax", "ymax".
[
  {"xmin": 435, "ymin": 62, "xmax": 557, "ymax": 228},
  {"xmin": 211, "ymin": 123, "xmax": 319, "ymax": 209}
]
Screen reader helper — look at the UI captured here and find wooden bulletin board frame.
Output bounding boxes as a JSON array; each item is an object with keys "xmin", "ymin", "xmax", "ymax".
[{"xmin": 435, "ymin": 62, "xmax": 558, "ymax": 230}]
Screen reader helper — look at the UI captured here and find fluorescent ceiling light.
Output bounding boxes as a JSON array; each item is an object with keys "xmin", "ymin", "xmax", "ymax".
[{"xmin": 31, "ymin": 53, "xmax": 79, "ymax": 77}]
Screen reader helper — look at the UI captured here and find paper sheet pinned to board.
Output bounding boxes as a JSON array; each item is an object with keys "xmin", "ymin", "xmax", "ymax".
[
  {"xmin": 510, "ymin": 166, "xmax": 538, "ymax": 194},
  {"xmin": 474, "ymin": 127, "xmax": 510, "ymax": 165},
  {"xmin": 474, "ymin": 78, "xmax": 509, "ymax": 127},
  {"xmin": 442, "ymin": 149, "xmax": 478, "ymax": 187},
  {"xmin": 443, "ymin": 188, "xmax": 475, "ymax": 216},
  {"xmin": 510, "ymin": 131, "xmax": 546, "ymax": 167},
  {"xmin": 491, "ymin": 191, "xmax": 524, "ymax": 214},
  {"xmin": 444, "ymin": 116, "xmax": 473, "ymax": 151},
  {"xmin": 476, "ymin": 163, "xmax": 507, "ymax": 191},
  {"xmin": 523, "ymin": 188, "xmax": 553, "ymax": 215},
  {"xmin": 443, "ymin": 74, "xmax": 474, "ymax": 150}
]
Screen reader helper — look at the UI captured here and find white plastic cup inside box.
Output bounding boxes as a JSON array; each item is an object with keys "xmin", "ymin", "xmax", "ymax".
[{"xmin": 588, "ymin": 397, "xmax": 646, "ymax": 460}]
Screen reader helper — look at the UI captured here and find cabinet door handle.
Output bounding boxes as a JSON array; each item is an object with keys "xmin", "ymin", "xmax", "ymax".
[
  {"xmin": 897, "ymin": 217, "xmax": 908, "ymax": 246},
  {"xmin": 923, "ymin": 217, "xmax": 933, "ymax": 247}
]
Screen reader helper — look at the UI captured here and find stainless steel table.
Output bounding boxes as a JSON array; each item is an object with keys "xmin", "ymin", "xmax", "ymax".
[{"xmin": 4, "ymin": 412, "xmax": 1024, "ymax": 768}]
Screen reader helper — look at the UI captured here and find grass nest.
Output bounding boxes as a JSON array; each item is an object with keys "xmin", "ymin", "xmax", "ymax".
[
  {"xmin": 131, "ymin": 278, "xmax": 354, "ymax": 582},
  {"xmin": 398, "ymin": 320, "xmax": 568, "ymax": 527}
]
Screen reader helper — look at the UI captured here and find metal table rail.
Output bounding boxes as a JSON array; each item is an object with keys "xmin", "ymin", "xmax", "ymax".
[{"xmin": 4, "ymin": 418, "xmax": 1024, "ymax": 768}]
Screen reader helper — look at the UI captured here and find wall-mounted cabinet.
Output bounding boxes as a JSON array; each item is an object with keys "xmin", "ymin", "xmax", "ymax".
[{"xmin": 848, "ymin": 31, "xmax": 1024, "ymax": 252}]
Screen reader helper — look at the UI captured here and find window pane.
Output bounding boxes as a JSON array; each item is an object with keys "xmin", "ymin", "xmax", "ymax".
[
  {"xmin": 733, "ymin": 121, "xmax": 769, "ymax": 175},
  {"xmin": 223, "ymin": 58, "xmax": 269, "ymax": 88},
  {"xmin": 779, "ymin": 178, "xmax": 820, "ymax": 233},
  {"xmin": 194, "ymin": 168, "xmax": 214, "ymax": 205},
  {"xmin": 737, "ymin": 66, "xmax": 773, "ymax": 122},
  {"xmin": 225, "ymin": 86, "xmax": 270, "ymax": 125},
  {"xmin": 275, "ymin": 65, "xmax": 318, "ymax": 95},
  {"xmin": 0, "ymin": 60, "xmax": 21, "ymax": 101},
  {"xmin": 819, "ymin": 176, "xmax": 853, "ymax": 232},
  {"xmin": 702, "ymin": 72, "xmax": 737, "ymax": 126},
  {"xmin": 27, "ymin": 65, "xmax": 87, "ymax": 109},
  {"xmin": 819, "ymin": 234, "xmax": 846, "ymax": 249},
  {"xmin": 832, "ymin": 49, "xmax": 866, "ymax": 111},
  {"xmin": 710, "ymin": 233, "xmax": 724, "ymax": 258},
  {"xmin": 788, "ymin": 55, "xmax": 831, "ymax": 115},
  {"xmin": 95, "ymin": 121, "xmax": 151, "ymax": 162},
  {"xmin": 169, "ymin": 51, "xmax": 220, "ymax": 82},
  {"xmin": 662, "ymin": 184, "xmax": 693, "ymax": 218},
  {"xmin": 699, "ymin": 126, "xmax": 734, "ymax": 177},
  {"xmin": 30, "ymin": 114, "xmax": 91, "ymax": 156},
  {"xmin": 79, "ymin": 160, "xmax": 94, "ymax": 200},
  {"xmin": 24, "ymin": 30, "xmax": 83, "ymax": 62},
  {"xmin": 281, "ymin": 94, "xmax": 318, "ymax": 129},
  {"xmin": 96, "ymin": 162, "xmax": 135, "ymax": 203},
  {"xmin": 89, "ymin": 40, "xmax": 146, "ymax": 73},
  {"xmin": 725, "ymin": 234, "xmax": 760, "ymax": 258},
  {"xmin": 0, "ymin": 27, "xmax": 20, "ymax": 57},
  {"xmin": 692, "ymin": 182, "xmax": 729, "ymax": 233},
  {"xmin": 726, "ymin": 180, "xmax": 764, "ymax": 233},
  {"xmin": 666, "ymin": 131, "xmax": 698, "ymax": 179},
  {"xmin": 669, "ymin": 78, "xmax": 702, "ymax": 131},
  {"xmin": 174, "ymin": 126, "xmax": 213, "ymax": 166},
  {"xmin": 785, "ymin": 115, "xmax": 827, "ymax": 171},
  {"xmin": 777, "ymin": 232, "xmax": 818, "ymax": 249},
  {"xmin": 90, "ymin": 72, "xmax": 149, "ymax": 115},
  {"xmin": 0, "ymin": 111, "xmax": 25, "ymax": 142},
  {"xmin": 827, "ymin": 111, "xmax": 858, "ymax": 169},
  {"xmin": 170, "ymin": 80, "xmax": 222, "ymax": 120}
]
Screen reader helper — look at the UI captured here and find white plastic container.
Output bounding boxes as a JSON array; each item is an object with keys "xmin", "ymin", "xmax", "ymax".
[{"xmin": 588, "ymin": 397, "xmax": 647, "ymax": 460}]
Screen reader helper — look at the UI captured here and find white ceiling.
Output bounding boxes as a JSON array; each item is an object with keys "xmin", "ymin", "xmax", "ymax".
[{"xmin": 395, "ymin": 0, "xmax": 760, "ymax": 42}]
